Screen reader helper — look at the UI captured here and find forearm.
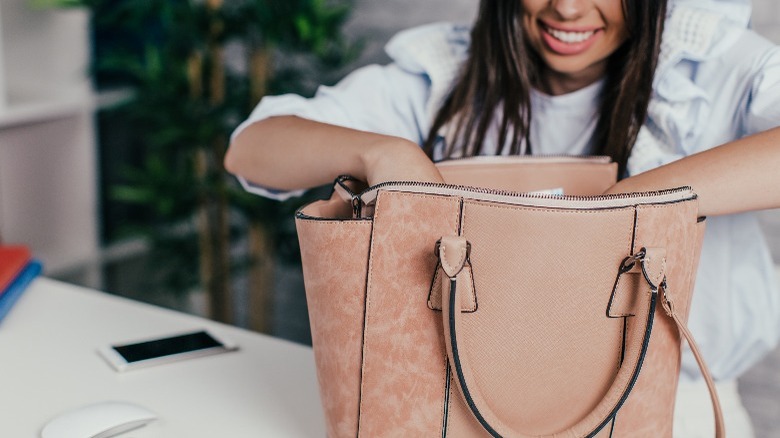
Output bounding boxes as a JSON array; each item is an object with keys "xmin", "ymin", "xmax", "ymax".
[
  {"xmin": 224, "ymin": 116, "xmax": 441, "ymax": 191},
  {"xmin": 606, "ymin": 126, "xmax": 780, "ymax": 216}
]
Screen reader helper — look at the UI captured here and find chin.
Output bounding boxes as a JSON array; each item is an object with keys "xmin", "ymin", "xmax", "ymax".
[
  {"xmin": 540, "ymin": 55, "xmax": 604, "ymax": 82},
  {"xmin": 545, "ymin": 60, "xmax": 591, "ymax": 75}
]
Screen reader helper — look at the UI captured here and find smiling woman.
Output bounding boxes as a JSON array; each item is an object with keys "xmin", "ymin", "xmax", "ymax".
[{"xmin": 225, "ymin": 0, "xmax": 780, "ymax": 436}]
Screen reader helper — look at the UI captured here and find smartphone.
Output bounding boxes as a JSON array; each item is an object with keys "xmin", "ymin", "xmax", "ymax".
[{"xmin": 98, "ymin": 329, "xmax": 239, "ymax": 372}]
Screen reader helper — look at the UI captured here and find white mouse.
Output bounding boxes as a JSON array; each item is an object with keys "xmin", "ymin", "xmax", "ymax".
[{"xmin": 41, "ymin": 400, "xmax": 157, "ymax": 438}]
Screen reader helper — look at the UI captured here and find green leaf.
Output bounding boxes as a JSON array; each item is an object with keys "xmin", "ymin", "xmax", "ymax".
[
  {"xmin": 294, "ymin": 15, "xmax": 313, "ymax": 42},
  {"xmin": 29, "ymin": 0, "xmax": 87, "ymax": 9}
]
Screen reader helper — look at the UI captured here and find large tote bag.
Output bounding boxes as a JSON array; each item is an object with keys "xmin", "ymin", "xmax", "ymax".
[{"xmin": 295, "ymin": 156, "xmax": 724, "ymax": 437}]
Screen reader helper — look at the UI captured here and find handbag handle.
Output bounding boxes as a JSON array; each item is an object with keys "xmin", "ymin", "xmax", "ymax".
[
  {"xmin": 436, "ymin": 236, "xmax": 724, "ymax": 438},
  {"xmin": 659, "ymin": 279, "xmax": 726, "ymax": 438}
]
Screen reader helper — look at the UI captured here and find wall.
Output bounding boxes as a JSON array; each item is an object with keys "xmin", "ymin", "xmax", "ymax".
[
  {"xmin": 343, "ymin": 0, "xmax": 476, "ymax": 66},
  {"xmin": 753, "ymin": 0, "xmax": 780, "ymax": 43}
]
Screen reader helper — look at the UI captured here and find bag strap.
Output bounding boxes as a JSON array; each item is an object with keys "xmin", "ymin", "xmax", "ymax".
[
  {"xmin": 437, "ymin": 237, "xmax": 724, "ymax": 438},
  {"xmin": 659, "ymin": 279, "xmax": 725, "ymax": 437}
]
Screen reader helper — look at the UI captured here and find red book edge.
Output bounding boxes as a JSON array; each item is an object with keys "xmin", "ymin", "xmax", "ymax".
[{"xmin": 0, "ymin": 246, "xmax": 32, "ymax": 294}]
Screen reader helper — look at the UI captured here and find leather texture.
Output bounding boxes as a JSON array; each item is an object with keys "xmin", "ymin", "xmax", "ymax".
[
  {"xmin": 440, "ymin": 202, "xmax": 650, "ymax": 437},
  {"xmin": 296, "ymin": 192, "xmax": 372, "ymax": 438},
  {"xmin": 295, "ymin": 156, "xmax": 716, "ymax": 437}
]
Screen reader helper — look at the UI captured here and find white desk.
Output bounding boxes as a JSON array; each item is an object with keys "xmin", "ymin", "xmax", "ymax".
[{"xmin": 0, "ymin": 278, "xmax": 326, "ymax": 437}]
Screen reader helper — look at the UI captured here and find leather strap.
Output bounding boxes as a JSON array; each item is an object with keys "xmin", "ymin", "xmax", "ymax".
[
  {"xmin": 642, "ymin": 248, "xmax": 724, "ymax": 438},
  {"xmin": 660, "ymin": 281, "xmax": 725, "ymax": 438}
]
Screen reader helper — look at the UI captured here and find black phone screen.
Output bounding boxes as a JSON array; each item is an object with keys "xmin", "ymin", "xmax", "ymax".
[{"xmin": 112, "ymin": 331, "xmax": 223, "ymax": 363}]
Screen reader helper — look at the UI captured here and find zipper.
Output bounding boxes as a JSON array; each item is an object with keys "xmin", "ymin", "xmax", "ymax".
[
  {"xmin": 435, "ymin": 154, "xmax": 613, "ymax": 166},
  {"xmin": 353, "ymin": 181, "xmax": 695, "ymax": 218}
]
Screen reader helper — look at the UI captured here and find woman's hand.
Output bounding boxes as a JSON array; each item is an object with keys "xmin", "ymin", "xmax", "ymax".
[{"xmin": 361, "ymin": 138, "xmax": 444, "ymax": 186}]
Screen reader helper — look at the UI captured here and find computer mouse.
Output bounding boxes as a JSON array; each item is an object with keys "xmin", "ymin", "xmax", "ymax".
[{"xmin": 41, "ymin": 400, "xmax": 157, "ymax": 438}]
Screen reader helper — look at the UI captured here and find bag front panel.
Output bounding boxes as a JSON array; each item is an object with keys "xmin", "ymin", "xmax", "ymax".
[
  {"xmin": 357, "ymin": 191, "xmax": 462, "ymax": 437},
  {"xmin": 443, "ymin": 200, "xmax": 639, "ymax": 435}
]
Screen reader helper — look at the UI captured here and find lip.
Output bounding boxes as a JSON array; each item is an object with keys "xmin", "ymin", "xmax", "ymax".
[
  {"xmin": 538, "ymin": 20, "xmax": 603, "ymax": 56},
  {"xmin": 539, "ymin": 19, "xmax": 603, "ymax": 33}
]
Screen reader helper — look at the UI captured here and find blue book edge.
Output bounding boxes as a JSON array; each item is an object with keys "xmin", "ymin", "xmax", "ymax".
[{"xmin": 0, "ymin": 259, "xmax": 43, "ymax": 322}]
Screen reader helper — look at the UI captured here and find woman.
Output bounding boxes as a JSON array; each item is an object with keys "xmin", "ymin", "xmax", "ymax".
[{"xmin": 226, "ymin": 0, "xmax": 780, "ymax": 434}]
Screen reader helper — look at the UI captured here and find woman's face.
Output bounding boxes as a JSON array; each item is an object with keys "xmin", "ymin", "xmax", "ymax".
[{"xmin": 522, "ymin": 0, "xmax": 629, "ymax": 94}]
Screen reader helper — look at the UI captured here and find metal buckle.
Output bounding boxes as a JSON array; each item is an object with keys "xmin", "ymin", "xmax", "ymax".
[{"xmin": 619, "ymin": 248, "xmax": 646, "ymax": 273}]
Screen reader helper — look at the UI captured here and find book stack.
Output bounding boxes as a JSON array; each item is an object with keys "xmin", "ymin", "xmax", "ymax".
[{"xmin": 0, "ymin": 245, "xmax": 42, "ymax": 323}]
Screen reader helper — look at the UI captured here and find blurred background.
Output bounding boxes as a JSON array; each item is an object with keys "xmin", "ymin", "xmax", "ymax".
[{"xmin": 0, "ymin": 0, "xmax": 778, "ymax": 435}]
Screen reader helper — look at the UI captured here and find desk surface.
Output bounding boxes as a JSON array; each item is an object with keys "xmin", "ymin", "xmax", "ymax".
[{"xmin": 0, "ymin": 278, "xmax": 326, "ymax": 437}]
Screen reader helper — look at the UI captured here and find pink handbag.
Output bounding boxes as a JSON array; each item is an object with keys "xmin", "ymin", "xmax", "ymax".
[{"xmin": 295, "ymin": 156, "xmax": 724, "ymax": 437}]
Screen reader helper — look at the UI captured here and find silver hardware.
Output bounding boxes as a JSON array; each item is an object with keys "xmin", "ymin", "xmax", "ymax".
[{"xmin": 619, "ymin": 248, "xmax": 647, "ymax": 273}]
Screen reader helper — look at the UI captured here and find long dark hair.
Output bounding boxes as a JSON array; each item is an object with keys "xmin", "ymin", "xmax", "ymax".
[{"xmin": 422, "ymin": 0, "xmax": 667, "ymax": 177}]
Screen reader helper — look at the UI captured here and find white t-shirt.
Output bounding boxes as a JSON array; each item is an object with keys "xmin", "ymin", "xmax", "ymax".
[{"xmin": 231, "ymin": 4, "xmax": 780, "ymax": 382}]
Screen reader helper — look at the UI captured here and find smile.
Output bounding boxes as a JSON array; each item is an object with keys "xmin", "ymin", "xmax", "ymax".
[
  {"xmin": 545, "ymin": 27, "xmax": 596, "ymax": 44},
  {"xmin": 539, "ymin": 22, "xmax": 603, "ymax": 56}
]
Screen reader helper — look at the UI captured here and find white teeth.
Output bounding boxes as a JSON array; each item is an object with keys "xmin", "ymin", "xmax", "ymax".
[{"xmin": 546, "ymin": 27, "xmax": 595, "ymax": 44}]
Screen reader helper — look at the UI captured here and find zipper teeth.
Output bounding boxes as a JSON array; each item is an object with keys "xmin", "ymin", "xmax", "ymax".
[
  {"xmin": 435, "ymin": 154, "xmax": 612, "ymax": 165},
  {"xmin": 359, "ymin": 180, "xmax": 694, "ymax": 206}
]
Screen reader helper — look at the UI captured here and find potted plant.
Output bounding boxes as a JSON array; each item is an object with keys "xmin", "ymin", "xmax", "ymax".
[{"xmin": 38, "ymin": 0, "xmax": 356, "ymax": 331}]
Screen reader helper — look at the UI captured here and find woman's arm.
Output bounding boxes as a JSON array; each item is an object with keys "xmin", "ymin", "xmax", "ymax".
[
  {"xmin": 224, "ymin": 115, "xmax": 444, "ymax": 191},
  {"xmin": 605, "ymin": 126, "xmax": 780, "ymax": 216}
]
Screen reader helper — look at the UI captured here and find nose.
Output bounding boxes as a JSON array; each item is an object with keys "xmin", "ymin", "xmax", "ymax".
[{"xmin": 550, "ymin": 0, "xmax": 591, "ymax": 20}]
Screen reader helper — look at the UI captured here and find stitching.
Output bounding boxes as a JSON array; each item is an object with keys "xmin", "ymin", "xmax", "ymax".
[
  {"xmin": 607, "ymin": 206, "xmax": 640, "ymax": 318},
  {"xmin": 609, "ymin": 274, "xmax": 633, "ymax": 318},
  {"xmin": 429, "ymin": 266, "xmax": 477, "ymax": 312},
  {"xmin": 461, "ymin": 204, "xmax": 475, "ymax": 314},
  {"xmin": 389, "ymin": 190, "xmax": 690, "ymax": 215},
  {"xmin": 296, "ymin": 218, "xmax": 373, "ymax": 225},
  {"xmin": 595, "ymin": 282, "xmax": 654, "ymax": 432},
  {"xmin": 607, "ymin": 291, "xmax": 655, "ymax": 434},
  {"xmin": 440, "ymin": 238, "xmax": 467, "ymax": 278},
  {"xmin": 441, "ymin": 244, "xmax": 450, "ymax": 274},
  {"xmin": 464, "ymin": 199, "xmax": 635, "ymax": 215},
  {"xmin": 646, "ymin": 253, "xmax": 653, "ymax": 284},
  {"xmin": 353, "ymin": 216, "xmax": 374, "ymax": 436},
  {"xmin": 466, "ymin": 263, "xmax": 478, "ymax": 313},
  {"xmin": 357, "ymin": 192, "xmax": 382, "ymax": 432},
  {"xmin": 588, "ymin": 205, "xmax": 645, "ymax": 428},
  {"xmin": 441, "ymin": 204, "xmax": 479, "ymax": 313},
  {"xmin": 428, "ymin": 265, "xmax": 441, "ymax": 310},
  {"xmin": 657, "ymin": 256, "xmax": 667, "ymax": 287},
  {"xmin": 440, "ymin": 359, "xmax": 449, "ymax": 437}
]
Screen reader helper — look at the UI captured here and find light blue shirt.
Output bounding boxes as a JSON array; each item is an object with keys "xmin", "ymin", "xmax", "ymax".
[{"xmin": 232, "ymin": 3, "xmax": 780, "ymax": 381}]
